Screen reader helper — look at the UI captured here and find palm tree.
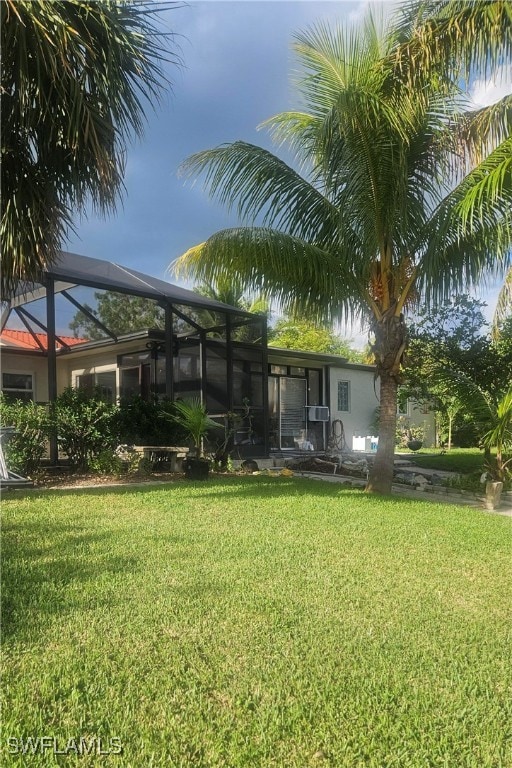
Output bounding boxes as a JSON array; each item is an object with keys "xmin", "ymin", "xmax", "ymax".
[
  {"xmin": 1, "ymin": 0, "xmax": 179, "ymax": 298},
  {"xmin": 193, "ymin": 275, "xmax": 269, "ymax": 316},
  {"xmin": 185, "ymin": 274, "xmax": 268, "ymax": 341},
  {"xmin": 493, "ymin": 268, "xmax": 512, "ymax": 332},
  {"xmin": 172, "ymin": 5, "xmax": 511, "ymax": 494}
]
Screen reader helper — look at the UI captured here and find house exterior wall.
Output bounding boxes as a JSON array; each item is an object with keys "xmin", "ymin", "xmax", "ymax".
[
  {"xmin": 329, "ymin": 365, "xmax": 379, "ymax": 448},
  {"xmin": 329, "ymin": 364, "xmax": 436, "ymax": 449},
  {"xmin": 1, "ymin": 352, "xmax": 51, "ymax": 402},
  {"xmin": 2, "ymin": 342, "xmax": 437, "ymax": 451},
  {"xmin": 404, "ymin": 400, "xmax": 436, "ymax": 448}
]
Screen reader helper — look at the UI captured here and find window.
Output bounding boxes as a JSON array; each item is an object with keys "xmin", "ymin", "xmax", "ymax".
[
  {"xmin": 270, "ymin": 364, "xmax": 287, "ymax": 375},
  {"xmin": 76, "ymin": 370, "xmax": 116, "ymax": 403},
  {"xmin": 2, "ymin": 372, "xmax": 34, "ymax": 402},
  {"xmin": 337, "ymin": 381, "xmax": 350, "ymax": 412},
  {"xmin": 307, "ymin": 369, "xmax": 321, "ymax": 406}
]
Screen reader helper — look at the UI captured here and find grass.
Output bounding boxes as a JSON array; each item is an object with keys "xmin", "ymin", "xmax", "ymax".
[
  {"xmin": 2, "ymin": 476, "xmax": 511, "ymax": 767},
  {"xmin": 396, "ymin": 447, "xmax": 488, "ymax": 474}
]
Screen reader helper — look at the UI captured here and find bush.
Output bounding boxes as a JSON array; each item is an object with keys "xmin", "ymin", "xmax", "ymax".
[
  {"xmin": 54, "ymin": 387, "xmax": 120, "ymax": 472},
  {"xmin": 117, "ymin": 396, "xmax": 188, "ymax": 445},
  {"xmin": 88, "ymin": 450, "xmax": 125, "ymax": 476},
  {"xmin": 0, "ymin": 395, "xmax": 50, "ymax": 476}
]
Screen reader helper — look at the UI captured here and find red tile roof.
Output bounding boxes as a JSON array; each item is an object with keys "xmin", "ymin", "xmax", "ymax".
[{"xmin": 0, "ymin": 329, "xmax": 88, "ymax": 350}]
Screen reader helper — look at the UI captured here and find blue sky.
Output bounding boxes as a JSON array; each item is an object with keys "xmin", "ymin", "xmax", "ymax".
[
  {"xmin": 64, "ymin": 0, "xmax": 507, "ymax": 341},
  {"xmin": 66, "ymin": 1, "xmax": 367, "ymax": 274}
]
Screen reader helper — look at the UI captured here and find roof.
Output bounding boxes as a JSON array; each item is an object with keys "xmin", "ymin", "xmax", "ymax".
[
  {"xmin": 0, "ymin": 329, "xmax": 88, "ymax": 351},
  {"xmin": 268, "ymin": 346, "xmax": 375, "ymax": 371},
  {"xmin": 8, "ymin": 251, "xmax": 255, "ymax": 317}
]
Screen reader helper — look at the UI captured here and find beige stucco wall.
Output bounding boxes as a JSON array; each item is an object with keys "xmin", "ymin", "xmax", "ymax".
[
  {"xmin": 1, "ymin": 352, "xmax": 51, "ymax": 402},
  {"xmin": 405, "ymin": 401, "xmax": 436, "ymax": 447},
  {"xmin": 329, "ymin": 366, "xmax": 379, "ymax": 448},
  {"xmin": 1, "ymin": 338, "xmax": 147, "ymax": 403},
  {"xmin": 329, "ymin": 365, "xmax": 436, "ymax": 449}
]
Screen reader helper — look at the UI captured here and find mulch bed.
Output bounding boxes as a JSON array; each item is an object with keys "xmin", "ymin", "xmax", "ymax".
[{"xmin": 23, "ymin": 469, "xmax": 243, "ymax": 490}]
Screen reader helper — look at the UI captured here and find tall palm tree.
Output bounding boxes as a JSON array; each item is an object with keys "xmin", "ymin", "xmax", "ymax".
[
  {"xmin": 1, "ymin": 0, "xmax": 179, "ymax": 298},
  {"xmin": 173, "ymin": 5, "xmax": 511, "ymax": 494}
]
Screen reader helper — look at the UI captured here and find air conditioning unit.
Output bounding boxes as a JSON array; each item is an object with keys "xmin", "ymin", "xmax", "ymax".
[{"xmin": 306, "ymin": 406, "xmax": 330, "ymax": 422}]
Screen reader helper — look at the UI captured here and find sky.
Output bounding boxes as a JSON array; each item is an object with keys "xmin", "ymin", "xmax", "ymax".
[{"xmin": 63, "ymin": 0, "xmax": 510, "ymax": 344}]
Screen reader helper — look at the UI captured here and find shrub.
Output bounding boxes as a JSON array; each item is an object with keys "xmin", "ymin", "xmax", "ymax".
[
  {"xmin": 54, "ymin": 387, "xmax": 120, "ymax": 472},
  {"xmin": 0, "ymin": 394, "xmax": 50, "ymax": 476},
  {"xmin": 117, "ymin": 396, "xmax": 188, "ymax": 445},
  {"xmin": 88, "ymin": 450, "xmax": 125, "ymax": 476},
  {"xmin": 395, "ymin": 416, "xmax": 425, "ymax": 448}
]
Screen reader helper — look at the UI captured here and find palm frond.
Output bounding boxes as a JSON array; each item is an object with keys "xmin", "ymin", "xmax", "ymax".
[
  {"xmin": 493, "ymin": 268, "xmax": 512, "ymax": 331},
  {"xmin": 173, "ymin": 228, "xmax": 364, "ymax": 325},
  {"xmin": 1, "ymin": 0, "xmax": 180, "ymax": 297},
  {"xmin": 392, "ymin": 0, "xmax": 512, "ymax": 85},
  {"xmin": 179, "ymin": 142, "xmax": 340, "ymax": 243}
]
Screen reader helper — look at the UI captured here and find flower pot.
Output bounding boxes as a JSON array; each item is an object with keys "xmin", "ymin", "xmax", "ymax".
[
  {"xmin": 407, "ymin": 440, "xmax": 423, "ymax": 452},
  {"xmin": 183, "ymin": 457, "xmax": 210, "ymax": 480},
  {"xmin": 485, "ymin": 480, "xmax": 503, "ymax": 510}
]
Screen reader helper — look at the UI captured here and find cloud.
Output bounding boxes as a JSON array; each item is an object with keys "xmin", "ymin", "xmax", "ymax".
[{"xmin": 470, "ymin": 65, "xmax": 512, "ymax": 108}]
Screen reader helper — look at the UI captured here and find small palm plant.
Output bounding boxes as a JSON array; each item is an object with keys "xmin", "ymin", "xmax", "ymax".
[
  {"xmin": 169, "ymin": 398, "xmax": 221, "ymax": 458},
  {"xmin": 481, "ymin": 385, "xmax": 512, "ymax": 484}
]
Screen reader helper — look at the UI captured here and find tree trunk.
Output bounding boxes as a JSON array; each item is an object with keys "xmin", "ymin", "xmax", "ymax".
[
  {"xmin": 366, "ymin": 373, "xmax": 398, "ymax": 493},
  {"xmin": 448, "ymin": 414, "xmax": 452, "ymax": 451},
  {"xmin": 366, "ymin": 307, "xmax": 407, "ymax": 495}
]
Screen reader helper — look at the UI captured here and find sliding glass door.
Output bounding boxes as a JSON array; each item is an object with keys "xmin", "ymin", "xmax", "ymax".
[{"xmin": 269, "ymin": 376, "xmax": 307, "ymax": 449}]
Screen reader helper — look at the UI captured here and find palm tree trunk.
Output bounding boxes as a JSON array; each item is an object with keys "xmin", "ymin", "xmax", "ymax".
[
  {"xmin": 366, "ymin": 308, "xmax": 407, "ymax": 494},
  {"xmin": 366, "ymin": 373, "xmax": 398, "ymax": 493}
]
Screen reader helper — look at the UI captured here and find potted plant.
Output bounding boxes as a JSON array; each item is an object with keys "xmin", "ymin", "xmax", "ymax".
[
  {"xmin": 166, "ymin": 398, "xmax": 221, "ymax": 480},
  {"xmin": 406, "ymin": 425, "xmax": 424, "ymax": 452}
]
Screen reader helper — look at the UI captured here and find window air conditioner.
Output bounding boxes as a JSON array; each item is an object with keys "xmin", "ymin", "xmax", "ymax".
[{"xmin": 306, "ymin": 406, "xmax": 330, "ymax": 422}]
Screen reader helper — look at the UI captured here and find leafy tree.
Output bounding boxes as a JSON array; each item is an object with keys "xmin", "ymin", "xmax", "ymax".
[
  {"xmin": 403, "ymin": 296, "xmax": 512, "ymax": 448},
  {"xmin": 69, "ymin": 291, "xmax": 164, "ymax": 339},
  {"xmin": 172, "ymin": 3, "xmax": 511, "ymax": 493},
  {"xmin": 269, "ymin": 317, "xmax": 362, "ymax": 361},
  {"xmin": 1, "ymin": 0, "xmax": 179, "ymax": 297}
]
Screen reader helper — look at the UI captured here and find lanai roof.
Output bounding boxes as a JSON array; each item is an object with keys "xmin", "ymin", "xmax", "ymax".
[{"xmin": 6, "ymin": 251, "xmax": 253, "ymax": 316}]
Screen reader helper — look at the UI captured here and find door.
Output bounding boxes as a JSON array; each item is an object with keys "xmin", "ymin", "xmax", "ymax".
[{"xmin": 268, "ymin": 377, "xmax": 307, "ymax": 450}]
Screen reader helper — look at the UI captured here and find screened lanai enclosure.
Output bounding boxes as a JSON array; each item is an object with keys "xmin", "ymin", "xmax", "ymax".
[{"xmin": 1, "ymin": 252, "xmax": 269, "ymax": 461}]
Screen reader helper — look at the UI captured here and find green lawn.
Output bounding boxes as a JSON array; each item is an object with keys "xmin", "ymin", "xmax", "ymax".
[
  {"xmin": 397, "ymin": 447, "xmax": 488, "ymax": 474},
  {"xmin": 2, "ymin": 477, "xmax": 511, "ymax": 767}
]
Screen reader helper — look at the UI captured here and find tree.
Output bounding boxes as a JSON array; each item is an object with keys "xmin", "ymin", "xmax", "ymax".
[
  {"xmin": 494, "ymin": 268, "xmax": 512, "ymax": 334},
  {"xmin": 193, "ymin": 275, "xmax": 268, "ymax": 316},
  {"xmin": 1, "ymin": 0, "xmax": 179, "ymax": 298},
  {"xmin": 69, "ymin": 292, "xmax": 164, "ymax": 340},
  {"xmin": 172, "ymin": 3, "xmax": 512, "ymax": 493},
  {"xmin": 269, "ymin": 317, "xmax": 362, "ymax": 361},
  {"xmin": 404, "ymin": 296, "xmax": 512, "ymax": 449},
  {"xmin": 191, "ymin": 275, "xmax": 268, "ymax": 342},
  {"xmin": 402, "ymin": 296, "xmax": 512, "ymax": 448}
]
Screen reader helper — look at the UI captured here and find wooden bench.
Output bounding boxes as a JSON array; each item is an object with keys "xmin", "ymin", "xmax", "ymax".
[{"xmin": 132, "ymin": 446, "xmax": 189, "ymax": 472}]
